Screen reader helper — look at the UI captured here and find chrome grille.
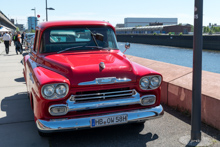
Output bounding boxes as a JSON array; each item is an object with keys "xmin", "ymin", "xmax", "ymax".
[{"xmin": 70, "ymin": 88, "xmax": 136, "ymax": 103}]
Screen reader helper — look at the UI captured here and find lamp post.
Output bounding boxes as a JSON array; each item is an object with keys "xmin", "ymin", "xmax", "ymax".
[
  {"xmin": 31, "ymin": 8, "xmax": 36, "ymax": 30},
  {"xmin": 191, "ymin": 0, "xmax": 203, "ymax": 141},
  {"xmin": 46, "ymin": 0, "xmax": 55, "ymax": 21}
]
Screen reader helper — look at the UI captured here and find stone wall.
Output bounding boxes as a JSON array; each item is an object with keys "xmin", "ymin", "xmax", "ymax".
[{"xmin": 127, "ymin": 55, "xmax": 220, "ymax": 130}]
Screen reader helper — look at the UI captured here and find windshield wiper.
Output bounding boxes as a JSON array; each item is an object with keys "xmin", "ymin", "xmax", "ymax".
[{"xmin": 57, "ymin": 46, "xmax": 83, "ymax": 54}]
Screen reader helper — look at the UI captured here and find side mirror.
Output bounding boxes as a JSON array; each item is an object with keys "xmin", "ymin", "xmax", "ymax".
[
  {"xmin": 123, "ymin": 42, "xmax": 130, "ymax": 53},
  {"xmin": 125, "ymin": 42, "xmax": 130, "ymax": 49}
]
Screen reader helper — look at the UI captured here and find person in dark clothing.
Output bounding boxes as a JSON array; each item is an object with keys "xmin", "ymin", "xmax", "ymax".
[
  {"xmin": 14, "ymin": 32, "xmax": 22, "ymax": 54},
  {"xmin": 21, "ymin": 32, "xmax": 25, "ymax": 45}
]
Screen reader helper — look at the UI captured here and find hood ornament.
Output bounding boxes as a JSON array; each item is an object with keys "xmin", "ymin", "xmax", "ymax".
[{"xmin": 99, "ymin": 62, "xmax": 105, "ymax": 69}]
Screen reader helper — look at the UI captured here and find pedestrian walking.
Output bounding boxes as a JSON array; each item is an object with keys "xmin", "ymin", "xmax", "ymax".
[
  {"xmin": 14, "ymin": 32, "xmax": 22, "ymax": 54},
  {"xmin": 21, "ymin": 32, "xmax": 25, "ymax": 45},
  {"xmin": 3, "ymin": 32, "xmax": 11, "ymax": 54}
]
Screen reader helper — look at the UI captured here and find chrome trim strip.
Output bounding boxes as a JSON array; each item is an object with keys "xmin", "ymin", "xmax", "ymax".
[
  {"xmin": 66, "ymin": 92, "xmax": 141, "ymax": 111},
  {"xmin": 49, "ymin": 92, "xmax": 156, "ymax": 115},
  {"xmin": 37, "ymin": 105, "xmax": 164, "ymax": 133},
  {"xmin": 73, "ymin": 89, "xmax": 135, "ymax": 101},
  {"xmin": 78, "ymin": 77, "xmax": 131, "ymax": 86},
  {"xmin": 73, "ymin": 89, "xmax": 134, "ymax": 98},
  {"xmin": 75, "ymin": 93, "xmax": 133, "ymax": 101}
]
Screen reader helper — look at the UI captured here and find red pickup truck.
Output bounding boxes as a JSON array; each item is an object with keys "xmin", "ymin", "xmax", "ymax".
[{"xmin": 23, "ymin": 20, "xmax": 163, "ymax": 136}]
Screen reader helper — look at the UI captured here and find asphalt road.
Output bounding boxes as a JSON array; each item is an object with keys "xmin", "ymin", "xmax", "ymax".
[{"xmin": 0, "ymin": 42, "xmax": 219, "ymax": 147}]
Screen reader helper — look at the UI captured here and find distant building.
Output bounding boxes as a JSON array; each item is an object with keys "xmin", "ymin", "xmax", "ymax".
[
  {"xmin": 28, "ymin": 16, "xmax": 37, "ymax": 31},
  {"xmin": 124, "ymin": 18, "xmax": 178, "ymax": 27},
  {"xmin": 162, "ymin": 24, "xmax": 191, "ymax": 34},
  {"xmin": 15, "ymin": 24, "xmax": 24, "ymax": 31},
  {"xmin": 115, "ymin": 24, "xmax": 124, "ymax": 28},
  {"xmin": 116, "ymin": 24, "xmax": 191, "ymax": 35}
]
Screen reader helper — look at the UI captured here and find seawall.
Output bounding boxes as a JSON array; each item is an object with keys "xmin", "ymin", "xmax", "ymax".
[
  {"xmin": 117, "ymin": 34, "xmax": 220, "ymax": 51},
  {"xmin": 126, "ymin": 55, "xmax": 220, "ymax": 130}
]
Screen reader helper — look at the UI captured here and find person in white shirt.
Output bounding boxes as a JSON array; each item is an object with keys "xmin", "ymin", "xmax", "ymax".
[{"xmin": 3, "ymin": 32, "xmax": 11, "ymax": 54}]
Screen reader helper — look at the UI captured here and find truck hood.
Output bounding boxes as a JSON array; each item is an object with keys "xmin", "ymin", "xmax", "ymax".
[{"xmin": 38, "ymin": 50, "xmax": 137, "ymax": 86}]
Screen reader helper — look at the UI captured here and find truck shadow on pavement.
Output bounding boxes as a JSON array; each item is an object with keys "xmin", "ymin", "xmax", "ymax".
[
  {"xmin": 0, "ymin": 92, "xmax": 34, "ymax": 125},
  {"xmin": 49, "ymin": 123, "xmax": 159, "ymax": 147}
]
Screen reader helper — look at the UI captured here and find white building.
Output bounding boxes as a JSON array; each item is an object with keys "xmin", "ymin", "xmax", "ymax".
[{"xmin": 124, "ymin": 18, "xmax": 178, "ymax": 27}]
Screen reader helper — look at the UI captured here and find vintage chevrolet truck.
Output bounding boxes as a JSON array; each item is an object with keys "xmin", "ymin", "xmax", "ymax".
[{"xmin": 23, "ymin": 20, "xmax": 164, "ymax": 136}]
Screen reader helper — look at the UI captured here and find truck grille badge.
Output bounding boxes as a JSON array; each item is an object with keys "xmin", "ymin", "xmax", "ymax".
[{"xmin": 99, "ymin": 62, "xmax": 105, "ymax": 69}]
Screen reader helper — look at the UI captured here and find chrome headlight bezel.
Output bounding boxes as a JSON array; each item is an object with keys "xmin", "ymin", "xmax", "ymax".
[
  {"xmin": 41, "ymin": 83, "xmax": 69, "ymax": 100},
  {"xmin": 139, "ymin": 75, "xmax": 162, "ymax": 90}
]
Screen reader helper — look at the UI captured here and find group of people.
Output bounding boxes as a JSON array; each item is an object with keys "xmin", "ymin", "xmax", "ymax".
[{"xmin": 2, "ymin": 31, "xmax": 25, "ymax": 55}]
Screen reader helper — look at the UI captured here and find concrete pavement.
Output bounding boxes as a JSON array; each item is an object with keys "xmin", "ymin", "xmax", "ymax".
[{"xmin": 0, "ymin": 42, "xmax": 219, "ymax": 147}]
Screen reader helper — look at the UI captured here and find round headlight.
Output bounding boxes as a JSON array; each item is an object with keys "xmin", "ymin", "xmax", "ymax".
[
  {"xmin": 56, "ymin": 85, "xmax": 67, "ymax": 95},
  {"xmin": 150, "ymin": 77, "xmax": 160, "ymax": 87},
  {"xmin": 140, "ymin": 77, "xmax": 149, "ymax": 90},
  {"xmin": 43, "ymin": 85, "xmax": 55, "ymax": 97}
]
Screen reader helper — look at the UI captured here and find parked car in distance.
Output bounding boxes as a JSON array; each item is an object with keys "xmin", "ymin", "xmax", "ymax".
[{"xmin": 23, "ymin": 20, "xmax": 164, "ymax": 136}]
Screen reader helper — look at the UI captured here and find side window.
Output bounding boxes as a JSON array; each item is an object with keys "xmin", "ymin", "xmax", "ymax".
[{"xmin": 33, "ymin": 31, "xmax": 39, "ymax": 52}]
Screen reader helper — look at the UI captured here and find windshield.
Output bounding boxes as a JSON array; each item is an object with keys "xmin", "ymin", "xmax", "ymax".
[{"xmin": 40, "ymin": 27, "xmax": 119, "ymax": 53}]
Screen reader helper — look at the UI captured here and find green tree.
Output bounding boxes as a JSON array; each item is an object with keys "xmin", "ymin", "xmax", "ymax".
[
  {"xmin": 16, "ymin": 27, "xmax": 20, "ymax": 32},
  {"xmin": 31, "ymin": 29, "xmax": 36, "ymax": 33},
  {"xmin": 209, "ymin": 30, "xmax": 214, "ymax": 34},
  {"xmin": 203, "ymin": 26, "xmax": 210, "ymax": 33}
]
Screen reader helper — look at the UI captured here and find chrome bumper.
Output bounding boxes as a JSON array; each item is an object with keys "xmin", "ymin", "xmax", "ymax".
[{"xmin": 36, "ymin": 105, "xmax": 164, "ymax": 133}]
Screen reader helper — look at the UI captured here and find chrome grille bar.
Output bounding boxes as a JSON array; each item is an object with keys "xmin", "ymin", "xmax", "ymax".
[
  {"xmin": 75, "ymin": 93, "xmax": 134, "ymax": 101},
  {"xmin": 71, "ymin": 89, "xmax": 136, "ymax": 102}
]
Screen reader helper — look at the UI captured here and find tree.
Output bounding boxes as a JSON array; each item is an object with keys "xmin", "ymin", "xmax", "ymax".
[
  {"xmin": 203, "ymin": 26, "xmax": 210, "ymax": 33},
  {"xmin": 31, "ymin": 29, "xmax": 35, "ymax": 33},
  {"xmin": 16, "ymin": 27, "xmax": 20, "ymax": 32}
]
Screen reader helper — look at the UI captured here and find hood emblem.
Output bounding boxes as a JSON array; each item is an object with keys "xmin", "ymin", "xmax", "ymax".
[{"xmin": 99, "ymin": 62, "xmax": 105, "ymax": 69}]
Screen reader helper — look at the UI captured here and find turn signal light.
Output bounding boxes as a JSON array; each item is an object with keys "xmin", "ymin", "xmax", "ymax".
[
  {"xmin": 49, "ymin": 105, "xmax": 68, "ymax": 116},
  {"xmin": 141, "ymin": 95, "xmax": 156, "ymax": 106}
]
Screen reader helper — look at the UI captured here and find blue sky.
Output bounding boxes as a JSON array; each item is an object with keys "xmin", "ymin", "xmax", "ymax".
[{"xmin": 1, "ymin": 0, "xmax": 220, "ymax": 28}]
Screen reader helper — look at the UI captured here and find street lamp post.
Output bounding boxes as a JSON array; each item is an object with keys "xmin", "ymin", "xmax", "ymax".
[
  {"xmin": 46, "ymin": 0, "xmax": 55, "ymax": 21},
  {"xmin": 31, "ymin": 8, "xmax": 36, "ymax": 30},
  {"xmin": 191, "ymin": 0, "xmax": 203, "ymax": 141}
]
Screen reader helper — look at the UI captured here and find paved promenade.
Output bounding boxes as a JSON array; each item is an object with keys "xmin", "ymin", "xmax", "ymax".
[{"xmin": 0, "ymin": 42, "xmax": 219, "ymax": 147}]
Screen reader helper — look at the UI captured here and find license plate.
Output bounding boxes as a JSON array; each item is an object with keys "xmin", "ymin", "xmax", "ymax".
[{"xmin": 91, "ymin": 114, "xmax": 128, "ymax": 127}]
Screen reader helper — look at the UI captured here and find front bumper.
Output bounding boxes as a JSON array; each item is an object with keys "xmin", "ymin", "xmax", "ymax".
[{"xmin": 36, "ymin": 104, "xmax": 164, "ymax": 133}]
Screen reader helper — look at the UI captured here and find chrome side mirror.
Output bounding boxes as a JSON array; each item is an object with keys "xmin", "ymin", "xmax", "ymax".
[
  {"xmin": 125, "ymin": 42, "xmax": 130, "ymax": 49},
  {"xmin": 123, "ymin": 42, "xmax": 130, "ymax": 53}
]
